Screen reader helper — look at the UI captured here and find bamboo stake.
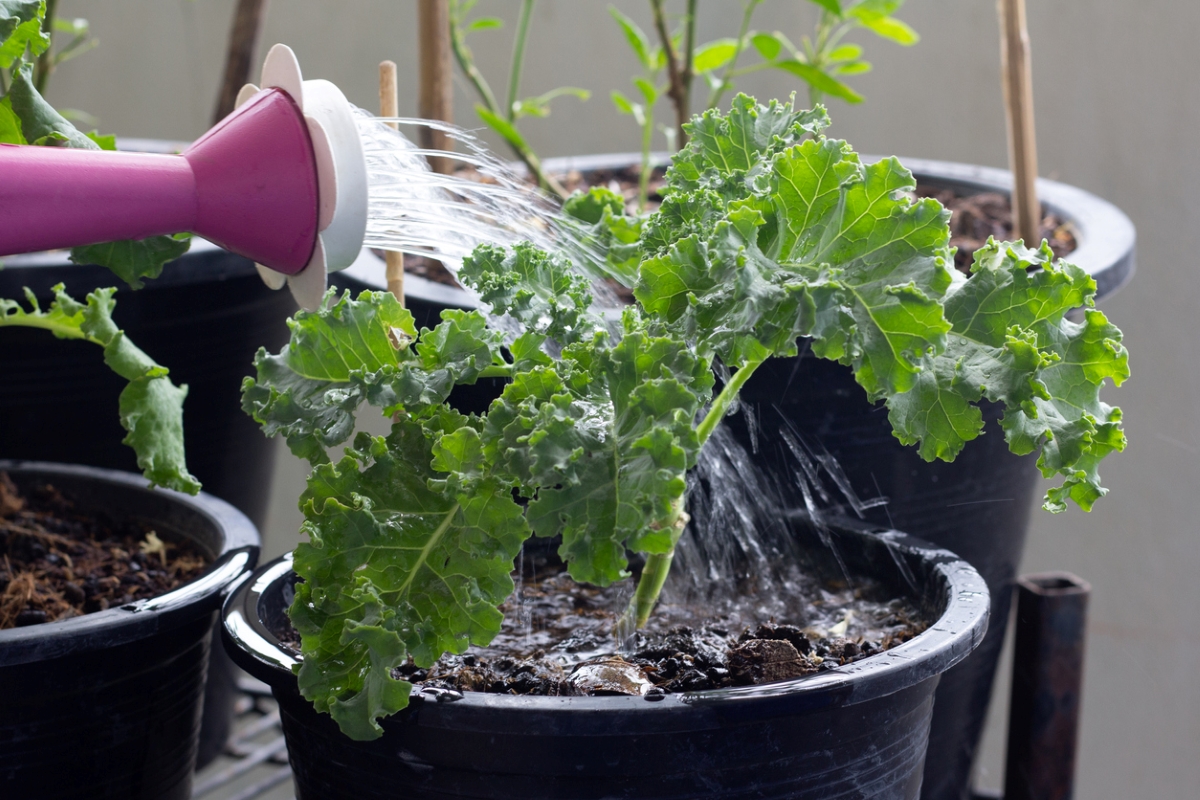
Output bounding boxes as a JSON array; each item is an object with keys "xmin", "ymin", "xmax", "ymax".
[
  {"xmin": 418, "ymin": 0, "xmax": 454, "ymax": 175},
  {"xmin": 213, "ymin": 0, "xmax": 270, "ymax": 124},
  {"xmin": 379, "ymin": 60, "xmax": 405, "ymax": 306},
  {"xmin": 998, "ymin": 0, "xmax": 1041, "ymax": 246}
]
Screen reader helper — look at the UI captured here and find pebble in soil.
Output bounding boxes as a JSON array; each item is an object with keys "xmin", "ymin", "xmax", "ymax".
[
  {"xmin": 0, "ymin": 471, "xmax": 208, "ymax": 629},
  {"xmin": 371, "ymin": 551, "xmax": 928, "ymax": 699}
]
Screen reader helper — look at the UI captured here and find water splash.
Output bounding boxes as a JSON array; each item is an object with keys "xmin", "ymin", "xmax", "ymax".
[{"xmin": 354, "ymin": 111, "xmax": 623, "ymax": 308}]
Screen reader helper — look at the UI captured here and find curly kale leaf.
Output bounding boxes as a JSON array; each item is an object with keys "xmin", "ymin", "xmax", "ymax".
[
  {"xmin": 459, "ymin": 241, "xmax": 601, "ymax": 344},
  {"xmin": 242, "ymin": 289, "xmax": 504, "ymax": 465},
  {"xmin": 291, "ymin": 417, "xmax": 529, "ymax": 740},
  {"xmin": 482, "ymin": 315, "xmax": 714, "ymax": 586},
  {"xmin": 639, "ymin": 94, "xmax": 1124, "ymax": 510},
  {"xmin": 562, "ymin": 187, "xmax": 644, "ymax": 286},
  {"xmin": 0, "ymin": 284, "xmax": 199, "ymax": 493},
  {"xmin": 638, "ymin": 125, "xmax": 954, "ymax": 391},
  {"xmin": 887, "ymin": 239, "xmax": 1128, "ymax": 510}
]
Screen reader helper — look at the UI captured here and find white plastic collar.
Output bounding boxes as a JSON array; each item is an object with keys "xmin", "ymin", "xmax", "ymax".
[{"xmin": 240, "ymin": 44, "xmax": 369, "ymax": 310}]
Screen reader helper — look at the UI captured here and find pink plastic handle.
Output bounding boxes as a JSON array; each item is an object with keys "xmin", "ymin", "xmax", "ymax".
[{"xmin": 0, "ymin": 88, "xmax": 319, "ymax": 275}]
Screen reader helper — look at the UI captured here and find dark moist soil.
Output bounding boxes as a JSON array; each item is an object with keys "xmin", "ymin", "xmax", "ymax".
[
  {"xmin": 276, "ymin": 553, "xmax": 927, "ymax": 699},
  {"xmin": 0, "ymin": 472, "xmax": 208, "ymax": 629},
  {"xmin": 409, "ymin": 163, "xmax": 1077, "ymax": 289}
]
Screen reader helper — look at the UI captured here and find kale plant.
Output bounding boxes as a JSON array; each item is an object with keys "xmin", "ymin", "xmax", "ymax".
[
  {"xmin": 243, "ymin": 96, "xmax": 1127, "ymax": 740},
  {"xmin": 0, "ymin": 2, "xmax": 198, "ymax": 492}
]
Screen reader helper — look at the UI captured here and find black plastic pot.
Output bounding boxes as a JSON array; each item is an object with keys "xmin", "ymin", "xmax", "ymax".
[
  {"xmin": 0, "ymin": 237, "xmax": 284, "ymax": 769},
  {"xmin": 0, "ymin": 461, "xmax": 259, "ymax": 800},
  {"xmin": 722, "ymin": 157, "xmax": 1135, "ymax": 800},
  {"xmin": 340, "ymin": 153, "xmax": 1133, "ymax": 800},
  {"xmin": 224, "ymin": 518, "xmax": 988, "ymax": 799}
]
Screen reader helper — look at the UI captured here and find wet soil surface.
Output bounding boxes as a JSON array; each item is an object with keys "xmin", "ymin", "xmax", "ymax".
[
  {"xmin": 412, "ymin": 163, "xmax": 1076, "ymax": 289},
  {"xmin": 277, "ymin": 552, "xmax": 927, "ymax": 699},
  {"xmin": 0, "ymin": 472, "xmax": 208, "ymax": 629}
]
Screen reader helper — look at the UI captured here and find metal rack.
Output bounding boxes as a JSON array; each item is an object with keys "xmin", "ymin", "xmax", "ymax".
[{"xmin": 193, "ymin": 678, "xmax": 293, "ymax": 800}]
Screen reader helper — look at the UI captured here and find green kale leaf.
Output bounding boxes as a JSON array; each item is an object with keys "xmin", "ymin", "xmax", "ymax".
[
  {"xmin": 0, "ymin": 1, "xmax": 49, "ymax": 69},
  {"xmin": 0, "ymin": 284, "xmax": 200, "ymax": 493},
  {"xmin": 290, "ymin": 418, "xmax": 528, "ymax": 740}
]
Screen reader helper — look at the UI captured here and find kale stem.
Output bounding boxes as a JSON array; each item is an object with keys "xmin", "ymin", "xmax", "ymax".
[
  {"xmin": 620, "ymin": 495, "xmax": 687, "ymax": 634},
  {"xmin": 696, "ymin": 357, "xmax": 765, "ymax": 447},
  {"xmin": 707, "ymin": 0, "xmax": 762, "ymax": 110},
  {"xmin": 506, "ymin": 0, "xmax": 535, "ymax": 122},
  {"xmin": 477, "ymin": 364, "xmax": 513, "ymax": 379},
  {"xmin": 621, "ymin": 356, "xmax": 768, "ymax": 634}
]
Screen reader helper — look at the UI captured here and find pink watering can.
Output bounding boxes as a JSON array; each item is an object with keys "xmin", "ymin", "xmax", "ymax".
[{"xmin": 0, "ymin": 45, "xmax": 367, "ymax": 310}]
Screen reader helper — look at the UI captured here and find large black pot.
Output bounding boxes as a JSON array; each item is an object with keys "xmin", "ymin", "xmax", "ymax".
[
  {"xmin": 339, "ymin": 153, "xmax": 1134, "ymax": 800},
  {"xmin": 0, "ymin": 461, "xmax": 259, "ymax": 800},
  {"xmin": 224, "ymin": 519, "xmax": 988, "ymax": 799},
  {"xmin": 0, "ymin": 237, "xmax": 284, "ymax": 769}
]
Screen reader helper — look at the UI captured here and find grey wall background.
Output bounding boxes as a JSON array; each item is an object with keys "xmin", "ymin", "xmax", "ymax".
[{"xmin": 44, "ymin": 1, "xmax": 1198, "ymax": 796}]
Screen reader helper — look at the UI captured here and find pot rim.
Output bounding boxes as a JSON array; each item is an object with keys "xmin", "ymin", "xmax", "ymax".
[
  {"xmin": 0, "ymin": 460, "xmax": 259, "ymax": 666},
  {"xmin": 222, "ymin": 517, "xmax": 988, "ymax": 718}
]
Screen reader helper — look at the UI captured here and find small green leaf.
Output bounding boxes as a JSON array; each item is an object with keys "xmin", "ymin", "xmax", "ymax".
[
  {"xmin": 750, "ymin": 31, "xmax": 784, "ymax": 61},
  {"xmin": 773, "ymin": 59, "xmax": 864, "ymax": 103},
  {"xmin": 84, "ymin": 130, "xmax": 117, "ymax": 150},
  {"xmin": 836, "ymin": 61, "xmax": 872, "ymax": 76},
  {"xmin": 466, "ymin": 16, "xmax": 503, "ymax": 31},
  {"xmin": 0, "ymin": 95, "xmax": 27, "ymax": 143},
  {"xmin": 71, "ymin": 234, "xmax": 191, "ymax": 290},
  {"xmin": 807, "ymin": 0, "xmax": 843, "ymax": 14},
  {"xmin": 848, "ymin": 7, "xmax": 919, "ymax": 45},
  {"xmin": 692, "ymin": 39, "xmax": 738, "ymax": 73},
  {"xmin": 828, "ymin": 43, "xmax": 864, "ymax": 62},
  {"xmin": 609, "ymin": 6, "xmax": 654, "ymax": 71},
  {"xmin": 611, "ymin": 89, "xmax": 636, "ymax": 115},
  {"xmin": 475, "ymin": 103, "xmax": 531, "ymax": 153},
  {"xmin": 634, "ymin": 76, "xmax": 658, "ymax": 106}
]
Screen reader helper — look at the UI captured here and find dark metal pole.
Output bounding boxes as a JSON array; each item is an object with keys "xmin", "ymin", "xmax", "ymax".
[{"xmin": 1003, "ymin": 572, "xmax": 1090, "ymax": 800}]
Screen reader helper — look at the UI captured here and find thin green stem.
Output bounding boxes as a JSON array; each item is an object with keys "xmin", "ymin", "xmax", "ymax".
[
  {"xmin": 477, "ymin": 364, "xmax": 514, "ymax": 379},
  {"xmin": 0, "ymin": 314, "xmax": 90, "ymax": 341},
  {"xmin": 707, "ymin": 0, "xmax": 762, "ymax": 110},
  {"xmin": 506, "ymin": 0, "xmax": 535, "ymax": 122},
  {"xmin": 448, "ymin": 1, "xmax": 566, "ymax": 198},
  {"xmin": 34, "ymin": 0, "xmax": 58, "ymax": 93},
  {"xmin": 449, "ymin": 4, "xmax": 500, "ymax": 112},
  {"xmin": 696, "ymin": 358, "xmax": 766, "ymax": 447},
  {"xmin": 620, "ymin": 357, "xmax": 768, "ymax": 635},
  {"xmin": 638, "ymin": 100, "xmax": 654, "ymax": 212}
]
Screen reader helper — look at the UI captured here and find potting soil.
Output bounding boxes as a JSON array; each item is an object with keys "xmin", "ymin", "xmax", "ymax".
[
  {"xmin": 0, "ymin": 471, "xmax": 207, "ymax": 628},
  {"xmin": 276, "ymin": 553, "xmax": 927, "ymax": 698}
]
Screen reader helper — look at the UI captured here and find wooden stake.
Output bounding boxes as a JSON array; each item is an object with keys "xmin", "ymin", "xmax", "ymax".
[
  {"xmin": 380, "ymin": 60, "xmax": 405, "ymax": 306},
  {"xmin": 418, "ymin": 0, "xmax": 454, "ymax": 174},
  {"xmin": 998, "ymin": 0, "xmax": 1041, "ymax": 246},
  {"xmin": 213, "ymin": 0, "xmax": 270, "ymax": 124}
]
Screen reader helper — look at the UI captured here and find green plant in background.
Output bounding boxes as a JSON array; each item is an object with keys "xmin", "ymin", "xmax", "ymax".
[
  {"xmin": 0, "ymin": 2, "xmax": 198, "ymax": 494},
  {"xmin": 244, "ymin": 96, "xmax": 1127, "ymax": 741},
  {"xmin": 610, "ymin": 0, "xmax": 915, "ymax": 210},
  {"xmin": 449, "ymin": 0, "xmax": 589, "ymax": 199}
]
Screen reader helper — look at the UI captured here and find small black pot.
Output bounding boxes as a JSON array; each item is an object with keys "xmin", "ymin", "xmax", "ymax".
[
  {"xmin": 224, "ymin": 519, "xmax": 988, "ymax": 800},
  {"xmin": 0, "ymin": 461, "xmax": 259, "ymax": 800}
]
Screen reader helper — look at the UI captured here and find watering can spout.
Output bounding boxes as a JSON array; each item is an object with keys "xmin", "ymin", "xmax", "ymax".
[{"xmin": 0, "ymin": 44, "xmax": 367, "ymax": 310}]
